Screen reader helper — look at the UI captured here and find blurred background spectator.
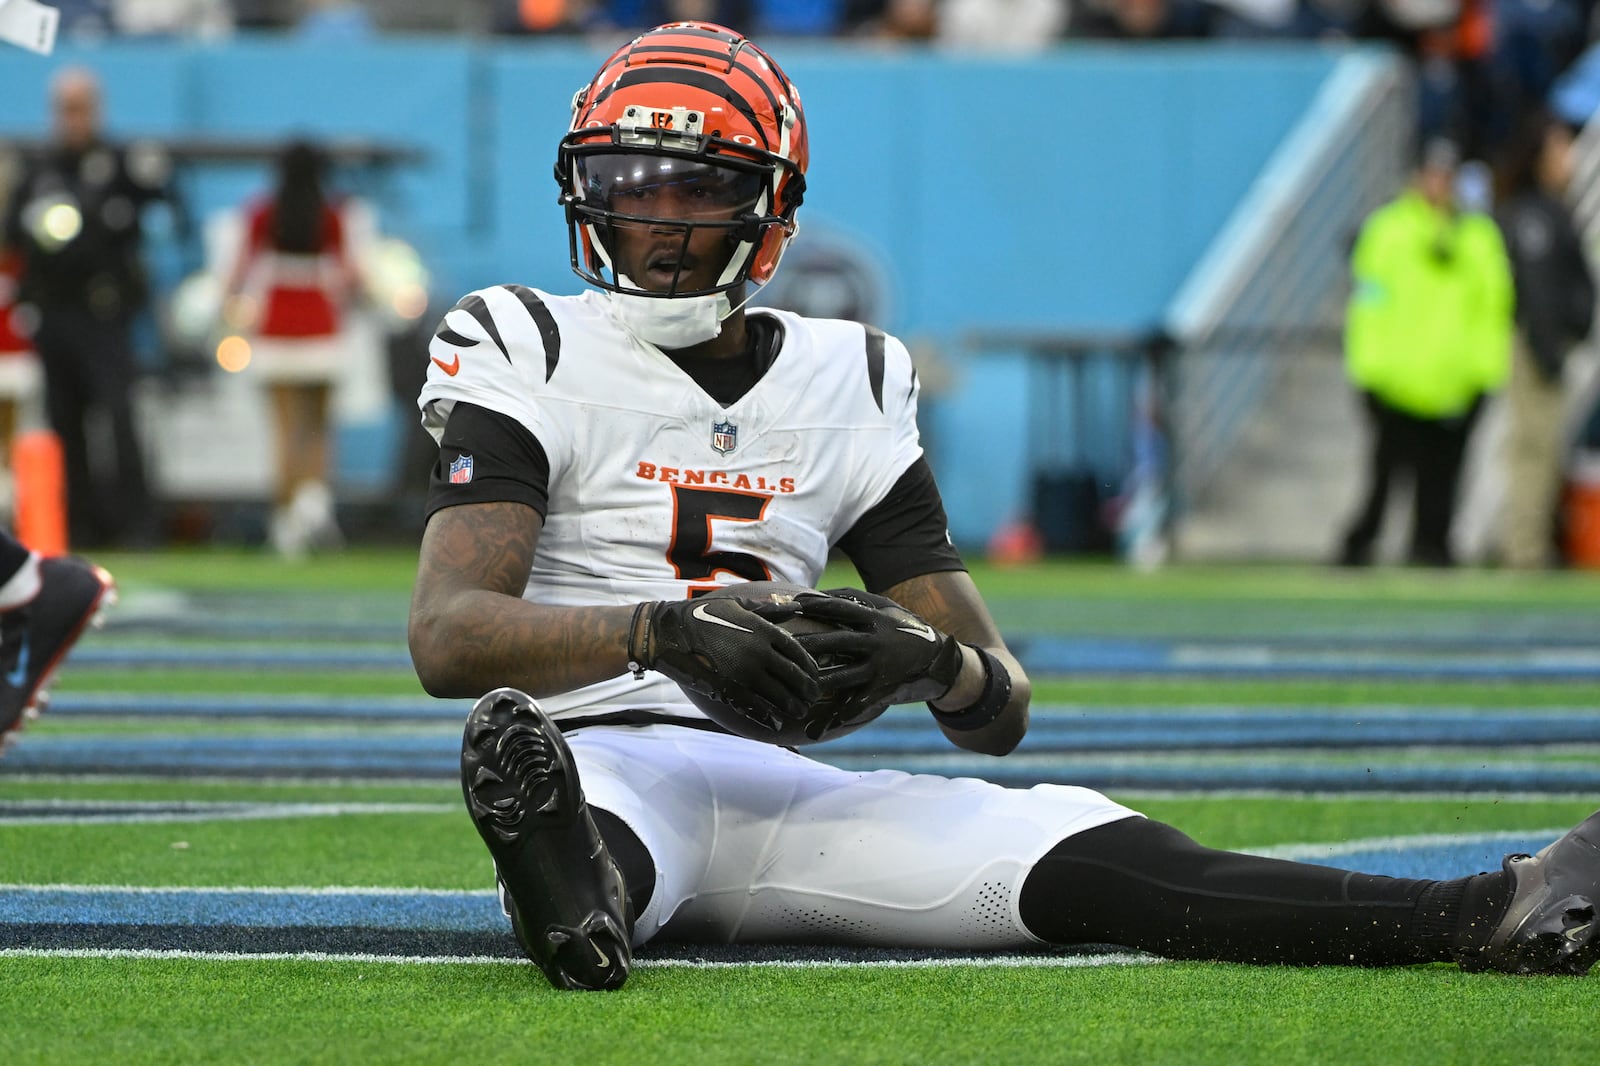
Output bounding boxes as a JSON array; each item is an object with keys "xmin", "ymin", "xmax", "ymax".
[
  {"xmin": 491, "ymin": 0, "xmax": 603, "ymax": 34},
  {"xmin": 1, "ymin": 67, "xmax": 171, "ymax": 549},
  {"xmin": 48, "ymin": 0, "xmax": 115, "ymax": 39},
  {"xmin": 848, "ymin": 0, "xmax": 938, "ymax": 40},
  {"xmin": 939, "ymin": 0, "xmax": 1067, "ymax": 49},
  {"xmin": 295, "ymin": 0, "xmax": 377, "ymax": 38},
  {"xmin": 1070, "ymin": 0, "xmax": 1218, "ymax": 38},
  {"xmin": 0, "ymin": 156, "xmax": 44, "ymax": 519},
  {"xmin": 111, "ymin": 0, "xmax": 234, "ymax": 38},
  {"xmin": 1337, "ymin": 137, "xmax": 1514, "ymax": 568},
  {"xmin": 0, "ymin": 249, "xmax": 43, "ymax": 524},
  {"xmin": 1492, "ymin": 105, "xmax": 1595, "ymax": 568}
]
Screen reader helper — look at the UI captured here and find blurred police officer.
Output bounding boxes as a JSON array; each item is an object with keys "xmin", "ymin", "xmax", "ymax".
[{"xmin": 1, "ymin": 67, "xmax": 167, "ymax": 548}]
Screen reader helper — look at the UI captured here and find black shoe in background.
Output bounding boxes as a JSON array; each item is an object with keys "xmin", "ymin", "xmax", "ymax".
[{"xmin": 0, "ymin": 556, "xmax": 116, "ymax": 752}]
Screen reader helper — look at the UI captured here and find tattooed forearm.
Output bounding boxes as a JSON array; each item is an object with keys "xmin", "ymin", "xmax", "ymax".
[
  {"xmin": 882, "ymin": 569, "xmax": 1030, "ymax": 756},
  {"xmin": 409, "ymin": 502, "xmax": 636, "ymax": 698},
  {"xmin": 882, "ymin": 571, "xmax": 1004, "ymax": 648},
  {"xmin": 418, "ymin": 500, "xmax": 539, "ymax": 598}
]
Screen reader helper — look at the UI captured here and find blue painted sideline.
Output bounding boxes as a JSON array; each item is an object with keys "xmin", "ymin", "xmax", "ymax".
[
  {"xmin": 0, "ymin": 833, "xmax": 1550, "ymax": 936},
  {"xmin": 39, "ymin": 698, "xmax": 1600, "ymax": 750},
  {"xmin": 0, "ymin": 887, "xmax": 499, "ymax": 931},
  {"xmin": 1260, "ymin": 835, "xmax": 1551, "ymax": 881},
  {"xmin": 115, "ymin": 619, "xmax": 406, "ymax": 641},
  {"xmin": 67, "ymin": 648, "xmax": 416, "ymax": 670},
  {"xmin": 47, "ymin": 694, "xmax": 474, "ymax": 720},
  {"xmin": 9, "ymin": 732, "xmax": 1600, "ymax": 792},
  {"xmin": 55, "ymin": 639, "xmax": 1600, "ymax": 679},
  {"xmin": 1011, "ymin": 636, "xmax": 1600, "ymax": 680}
]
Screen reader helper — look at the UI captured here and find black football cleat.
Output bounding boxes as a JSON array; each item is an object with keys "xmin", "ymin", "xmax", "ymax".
[
  {"xmin": 1464, "ymin": 810, "xmax": 1600, "ymax": 975},
  {"xmin": 460, "ymin": 687, "xmax": 632, "ymax": 991},
  {"xmin": 0, "ymin": 556, "xmax": 116, "ymax": 755}
]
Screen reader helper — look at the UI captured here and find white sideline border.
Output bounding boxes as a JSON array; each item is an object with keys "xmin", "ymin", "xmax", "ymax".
[{"xmin": 0, "ymin": 946, "xmax": 1164, "ymax": 970}]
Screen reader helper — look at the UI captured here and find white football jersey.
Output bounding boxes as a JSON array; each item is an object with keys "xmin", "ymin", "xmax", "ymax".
[{"xmin": 419, "ymin": 284, "xmax": 926, "ymax": 722}]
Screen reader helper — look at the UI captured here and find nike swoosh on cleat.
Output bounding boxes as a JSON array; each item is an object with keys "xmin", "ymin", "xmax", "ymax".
[
  {"xmin": 691, "ymin": 602, "xmax": 751, "ymax": 632},
  {"xmin": 592, "ymin": 942, "xmax": 611, "ymax": 968},
  {"xmin": 895, "ymin": 622, "xmax": 936, "ymax": 642},
  {"xmin": 431, "ymin": 352, "xmax": 462, "ymax": 376},
  {"xmin": 5, "ymin": 632, "xmax": 29, "ymax": 688}
]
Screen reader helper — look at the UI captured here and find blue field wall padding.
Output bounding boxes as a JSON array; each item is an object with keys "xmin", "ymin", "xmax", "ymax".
[
  {"xmin": 0, "ymin": 39, "xmax": 1361, "ymax": 546},
  {"xmin": 484, "ymin": 44, "xmax": 620, "ymax": 294}
]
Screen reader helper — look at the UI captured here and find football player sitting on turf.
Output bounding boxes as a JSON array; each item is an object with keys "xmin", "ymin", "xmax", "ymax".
[{"xmin": 407, "ymin": 21, "xmax": 1600, "ymax": 991}]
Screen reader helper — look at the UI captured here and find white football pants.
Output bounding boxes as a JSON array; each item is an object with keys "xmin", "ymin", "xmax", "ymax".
[{"xmin": 565, "ymin": 722, "xmax": 1141, "ymax": 949}]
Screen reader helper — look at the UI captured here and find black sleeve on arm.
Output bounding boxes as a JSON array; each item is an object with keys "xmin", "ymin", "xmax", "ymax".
[
  {"xmin": 424, "ymin": 401, "xmax": 552, "ymax": 520},
  {"xmin": 836, "ymin": 456, "xmax": 965, "ymax": 592},
  {"xmin": 1504, "ymin": 199, "xmax": 1591, "ymax": 381}
]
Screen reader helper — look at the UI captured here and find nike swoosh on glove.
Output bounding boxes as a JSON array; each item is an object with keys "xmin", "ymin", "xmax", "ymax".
[
  {"xmin": 767, "ymin": 587, "xmax": 963, "ymax": 709},
  {"xmin": 636, "ymin": 596, "xmax": 822, "ymax": 727}
]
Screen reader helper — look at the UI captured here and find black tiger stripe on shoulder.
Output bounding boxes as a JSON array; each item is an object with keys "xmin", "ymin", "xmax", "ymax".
[
  {"xmin": 500, "ymin": 284, "xmax": 562, "ymax": 382},
  {"xmin": 863, "ymin": 323, "xmax": 886, "ymax": 413},
  {"xmin": 434, "ymin": 324, "xmax": 478, "ymax": 348},
  {"xmin": 450, "ymin": 293, "xmax": 511, "ymax": 364}
]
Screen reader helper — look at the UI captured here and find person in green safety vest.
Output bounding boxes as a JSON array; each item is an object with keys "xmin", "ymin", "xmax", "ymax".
[{"xmin": 1337, "ymin": 137, "xmax": 1514, "ymax": 567}]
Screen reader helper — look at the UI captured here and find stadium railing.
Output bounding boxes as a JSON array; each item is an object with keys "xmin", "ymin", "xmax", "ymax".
[
  {"xmin": 1161, "ymin": 49, "xmax": 1413, "ymax": 528},
  {"xmin": 961, "ymin": 50, "xmax": 1412, "ymax": 562}
]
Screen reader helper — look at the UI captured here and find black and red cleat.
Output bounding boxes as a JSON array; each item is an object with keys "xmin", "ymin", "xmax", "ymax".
[{"xmin": 0, "ymin": 556, "xmax": 115, "ymax": 756}]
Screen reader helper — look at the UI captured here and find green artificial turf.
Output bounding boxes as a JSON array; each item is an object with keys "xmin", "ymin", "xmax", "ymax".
[
  {"xmin": 4, "ymin": 552, "xmax": 1599, "ymax": 1065},
  {"xmin": 4, "ymin": 956, "xmax": 1599, "ymax": 1066}
]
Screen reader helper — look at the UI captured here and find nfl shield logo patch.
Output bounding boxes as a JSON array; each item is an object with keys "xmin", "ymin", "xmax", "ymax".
[
  {"xmin": 711, "ymin": 420, "xmax": 737, "ymax": 455},
  {"xmin": 448, "ymin": 453, "xmax": 474, "ymax": 484}
]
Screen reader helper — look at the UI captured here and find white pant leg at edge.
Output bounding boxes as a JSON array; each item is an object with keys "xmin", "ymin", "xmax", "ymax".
[{"xmin": 565, "ymin": 723, "xmax": 1142, "ymax": 950}]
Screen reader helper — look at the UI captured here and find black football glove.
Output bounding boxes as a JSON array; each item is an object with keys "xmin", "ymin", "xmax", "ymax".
[
  {"xmin": 634, "ymin": 597, "xmax": 822, "ymax": 727},
  {"xmin": 771, "ymin": 587, "xmax": 963, "ymax": 709}
]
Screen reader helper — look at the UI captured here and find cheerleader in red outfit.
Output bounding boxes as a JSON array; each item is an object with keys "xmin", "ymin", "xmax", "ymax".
[{"xmin": 226, "ymin": 141, "xmax": 359, "ymax": 557}]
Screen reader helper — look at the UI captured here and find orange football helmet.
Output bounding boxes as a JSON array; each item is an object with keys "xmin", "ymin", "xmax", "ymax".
[{"xmin": 556, "ymin": 22, "xmax": 808, "ymax": 298}]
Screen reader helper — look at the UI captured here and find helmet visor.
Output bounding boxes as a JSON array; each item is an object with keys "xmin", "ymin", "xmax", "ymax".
[{"xmin": 577, "ymin": 152, "xmax": 765, "ymax": 223}]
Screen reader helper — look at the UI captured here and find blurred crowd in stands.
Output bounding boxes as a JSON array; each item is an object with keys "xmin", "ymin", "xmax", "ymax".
[
  {"xmin": 38, "ymin": 0, "xmax": 1597, "ymax": 175},
  {"xmin": 16, "ymin": 0, "xmax": 1600, "ymax": 564}
]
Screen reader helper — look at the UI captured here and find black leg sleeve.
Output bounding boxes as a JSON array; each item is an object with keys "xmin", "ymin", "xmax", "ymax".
[
  {"xmin": 1019, "ymin": 817, "xmax": 1506, "ymax": 967},
  {"xmin": 591, "ymin": 807, "xmax": 656, "ymax": 926}
]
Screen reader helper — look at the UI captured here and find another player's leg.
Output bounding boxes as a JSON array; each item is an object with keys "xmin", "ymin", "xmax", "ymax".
[
  {"xmin": 0, "ymin": 543, "xmax": 116, "ymax": 753},
  {"xmin": 460, "ymin": 687, "xmax": 632, "ymax": 991}
]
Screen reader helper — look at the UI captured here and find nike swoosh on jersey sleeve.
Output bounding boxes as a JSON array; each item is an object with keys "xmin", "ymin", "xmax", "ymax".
[{"xmin": 420, "ymin": 287, "xmax": 566, "ymax": 447}]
